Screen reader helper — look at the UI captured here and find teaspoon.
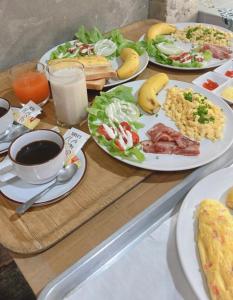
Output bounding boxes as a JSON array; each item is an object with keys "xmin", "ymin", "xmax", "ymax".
[{"xmin": 16, "ymin": 164, "xmax": 78, "ymax": 215}]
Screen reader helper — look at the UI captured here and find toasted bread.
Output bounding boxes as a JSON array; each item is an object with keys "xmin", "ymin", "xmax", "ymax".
[
  {"xmin": 85, "ymin": 66, "xmax": 117, "ymax": 81},
  {"xmin": 86, "ymin": 78, "xmax": 106, "ymax": 90}
]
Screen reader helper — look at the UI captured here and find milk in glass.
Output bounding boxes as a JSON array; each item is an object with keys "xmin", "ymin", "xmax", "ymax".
[{"xmin": 49, "ymin": 66, "xmax": 88, "ymax": 126}]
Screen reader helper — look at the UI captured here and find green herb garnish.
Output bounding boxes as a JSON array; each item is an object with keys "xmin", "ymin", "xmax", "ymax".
[
  {"xmin": 193, "ymin": 104, "xmax": 215, "ymax": 124},
  {"xmin": 184, "ymin": 92, "xmax": 193, "ymax": 102}
]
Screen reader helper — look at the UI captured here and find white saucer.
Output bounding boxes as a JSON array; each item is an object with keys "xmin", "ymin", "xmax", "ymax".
[
  {"xmin": 0, "ymin": 151, "xmax": 86, "ymax": 206},
  {"xmin": 0, "ymin": 107, "xmax": 24, "ymax": 155},
  {"xmin": 0, "ymin": 141, "xmax": 10, "ymax": 155}
]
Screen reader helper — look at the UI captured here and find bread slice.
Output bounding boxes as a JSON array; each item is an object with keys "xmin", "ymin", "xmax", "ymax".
[
  {"xmin": 86, "ymin": 78, "xmax": 106, "ymax": 90},
  {"xmin": 85, "ymin": 66, "xmax": 117, "ymax": 81},
  {"xmin": 48, "ymin": 56, "xmax": 116, "ymax": 81}
]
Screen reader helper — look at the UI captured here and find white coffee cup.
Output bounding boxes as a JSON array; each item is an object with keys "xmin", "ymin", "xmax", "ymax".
[
  {"xmin": 0, "ymin": 129, "xmax": 66, "ymax": 184},
  {"xmin": 0, "ymin": 98, "xmax": 13, "ymax": 135}
]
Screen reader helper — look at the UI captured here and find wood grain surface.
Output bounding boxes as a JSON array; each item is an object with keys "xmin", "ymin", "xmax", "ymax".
[{"xmin": 0, "ymin": 19, "xmax": 209, "ymax": 294}]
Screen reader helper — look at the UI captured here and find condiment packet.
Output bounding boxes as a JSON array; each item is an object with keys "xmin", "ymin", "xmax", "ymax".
[
  {"xmin": 63, "ymin": 128, "xmax": 90, "ymax": 166},
  {"xmin": 12, "ymin": 101, "xmax": 42, "ymax": 129},
  {"xmin": 51, "ymin": 127, "xmax": 90, "ymax": 167}
]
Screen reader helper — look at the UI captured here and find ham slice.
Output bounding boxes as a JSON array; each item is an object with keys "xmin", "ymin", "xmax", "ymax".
[
  {"xmin": 200, "ymin": 44, "xmax": 232, "ymax": 60},
  {"xmin": 141, "ymin": 123, "xmax": 200, "ymax": 156}
]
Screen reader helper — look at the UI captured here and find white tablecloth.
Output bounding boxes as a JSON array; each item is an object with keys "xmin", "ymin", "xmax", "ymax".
[{"xmin": 65, "ymin": 214, "xmax": 197, "ymax": 300}]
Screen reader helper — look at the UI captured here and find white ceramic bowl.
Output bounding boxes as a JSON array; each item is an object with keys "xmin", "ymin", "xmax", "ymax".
[
  {"xmin": 192, "ymin": 71, "xmax": 228, "ymax": 92},
  {"xmin": 8, "ymin": 129, "xmax": 66, "ymax": 184},
  {"xmin": 0, "ymin": 98, "xmax": 13, "ymax": 135}
]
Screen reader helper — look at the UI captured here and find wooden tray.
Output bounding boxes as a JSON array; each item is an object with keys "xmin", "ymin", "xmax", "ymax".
[{"xmin": 0, "ymin": 121, "xmax": 151, "ymax": 254}]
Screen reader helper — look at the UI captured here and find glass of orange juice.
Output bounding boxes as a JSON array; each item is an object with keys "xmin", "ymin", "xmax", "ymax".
[{"xmin": 10, "ymin": 62, "xmax": 50, "ymax": 106}]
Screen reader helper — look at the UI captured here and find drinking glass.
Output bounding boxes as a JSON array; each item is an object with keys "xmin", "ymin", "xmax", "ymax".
[
  {"xmin": 48, "ymin": 60, "xmax": 88, "ymax": 127},
  {"xmin": 10, "ymin": 62, "xmax": 50, "ymax": 106}
]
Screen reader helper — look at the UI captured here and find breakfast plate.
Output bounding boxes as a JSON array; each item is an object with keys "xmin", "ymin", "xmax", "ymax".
[
  {"xmin": 88, "ymin": 79, "xmax": 233, "ymax": 171},
  {"xmin": 139, "ymin": 22, "xmax": 233, "ymax": 70},
  {"xmin": 176, "ymin": 166, "xmax": 233, "ymax": 300},
  {"xmin": 39, "ymin": 44, "xmax": 149, "ymax": 88},
  {"xmin": 0, "ymin": 150, "xmax": 86, "ymax": 206}
]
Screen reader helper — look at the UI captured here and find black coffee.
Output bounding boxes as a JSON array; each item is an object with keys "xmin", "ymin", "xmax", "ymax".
[
  {"xmin": 0, "ymin": 107, "xmax": 7, "ymax": 118},
  {"xmin": 16, "ymin": 140, "xmax": 61, "ymax": 165}
]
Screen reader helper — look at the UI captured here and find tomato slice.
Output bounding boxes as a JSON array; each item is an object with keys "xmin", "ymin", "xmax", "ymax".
[
  {"xmin": 202, "ymin": 79, "xmax": 219, "ymax": 91},
  {"xmin": 131, "ymin": 131, "xmax": 139, "ymax": 145},
  {"xmin": 97, "ymin": 125, "xmax": 112, "ymax": 140},
  {"xmin": 115, "ymin": 139, "xmax": 125, "ymax": 151},
  {"xmin": 120, "ymin": 121, "xmax": 131, "ymax": 131},
  {"xmin": 225, "ymin": 70, "xmax": 233, "ymax": 78}
]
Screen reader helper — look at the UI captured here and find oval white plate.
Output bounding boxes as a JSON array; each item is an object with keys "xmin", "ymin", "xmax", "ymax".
[
  {"xmin": 39, "ymin": 40, "xmax": 149, "ymax": 88},
  {"xmin": 176, "ymin": 166, "xmax": 233, "ymax": 300},
  {"xmin": 0, "ymin": 151, "xmax": 86, "ymax": 206},
  {"xmin": 89, "ymin": 80, "xmax": 233, "ymax": 171},
  {"xmin": 140, "ymin": 22, "xmax": 233, "ymax": 70}
]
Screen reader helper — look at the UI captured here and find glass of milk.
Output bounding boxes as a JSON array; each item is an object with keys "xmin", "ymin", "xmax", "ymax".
[{"xmin": 48, "ymin": 61, "xmax": 88, "ymax": 127}]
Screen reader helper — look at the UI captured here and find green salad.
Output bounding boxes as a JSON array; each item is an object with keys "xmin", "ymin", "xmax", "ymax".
[
  {"xmin": 140, "ymin": 35, "xmax": 212, "ymax": 68},
  {"xmin": 50, "ymin": 26, "xmax": 144, "ymax": 60},
  {"xmin": 88, "ymin": 86, "xmax": 145, "ymax": 162}
]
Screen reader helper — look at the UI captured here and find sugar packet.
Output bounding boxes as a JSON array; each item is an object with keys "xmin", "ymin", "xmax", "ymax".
[
  {"xmin": 51, "ymin": 127, "xmax": 90, "ymax": 167},
  {"xmin": 12, "ymin": 101, "xmax": 42, "ymax": 129}
]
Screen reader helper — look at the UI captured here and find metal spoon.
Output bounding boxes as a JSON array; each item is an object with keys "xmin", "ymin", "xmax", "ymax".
[
  {"xmin": 16, "ymin": 164, "xmax": 78, "ymax": 215},
  {"xmin": 0, "ymin": 124, "xmax": 30, "ymax": 144}
]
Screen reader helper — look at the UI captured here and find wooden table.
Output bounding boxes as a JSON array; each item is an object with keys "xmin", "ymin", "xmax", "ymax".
[{"xmin": 0, "ymin": 19, "xmax": 207, "ymax": 295}]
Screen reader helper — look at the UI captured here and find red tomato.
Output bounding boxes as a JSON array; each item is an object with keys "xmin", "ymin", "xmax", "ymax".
[
  {"xmin": 131, "ymin": 131, "xmax": 139, "ymax": 145},
  {"xmin": 120, "ymin": 121, "xmax": 131, "ymax": 131},
  {"xmin": 115, "ymin": 139, "xmax": 124, "ymax": 151},
  {"xmin": 97, "ymin": 125, "xmax": 112, "ymax": 140},
  {"xmin": 195, "ymin": 57, "xmax": 204, "ymax": 62},
  {"xmin": 225, "ymin": 70, "xmax": 233, "ymax": 78},
  {"xmin": 202, "ymin": 79, "xmax": 219, "ymax": 91}
]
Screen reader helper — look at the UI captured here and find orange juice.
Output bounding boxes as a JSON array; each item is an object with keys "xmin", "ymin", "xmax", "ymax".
[{"xmin": 13, "ymin": 71, "xmax": 49, "ymax": 104}]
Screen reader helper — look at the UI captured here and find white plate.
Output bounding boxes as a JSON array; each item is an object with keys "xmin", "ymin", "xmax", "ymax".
[
  {"xmin": 176, "ymin": 166, "xmax": 233, "ymax": 300},
  {"xmin": 140, "ymin": 22, "xmax": 233, "ymax": 70},
  {"xmin": 89, "ymin": 80, "xmax": 233, "ymax": 171},
  {"xmin": 0, "ymin": 151, "xmax": 86, "ymax": 206},
  {"xmin": 192, "ymin": 71, "xmax": 228, "ymax": 91},
  {"xmin": 39, "ymin": 41, "xmax": 149, "ymax": 88}
]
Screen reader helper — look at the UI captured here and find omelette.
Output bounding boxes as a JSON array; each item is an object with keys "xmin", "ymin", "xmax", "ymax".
[{"xmin": 197, "ymin": 199, "xmax": 233, "ymax": 300}]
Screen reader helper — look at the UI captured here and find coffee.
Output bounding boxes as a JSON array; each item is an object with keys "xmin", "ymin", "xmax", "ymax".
[
  {"xmin": 16, "ymin": 140, "xmax": 61, "ymax": 165},
  {"xmin": 0, "ymin": 107, "xmax": 7, "ymax": 118}
]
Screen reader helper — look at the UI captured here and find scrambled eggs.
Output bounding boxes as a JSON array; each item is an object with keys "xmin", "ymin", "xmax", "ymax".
[
  {"xmin": 163, "ymin": 87, "xmax": 225, "ymax": 141},
  {"xmin": 197, "ymin": 199, "xmax": 233, "ymax": 300},
  {"xmin": 174, "ymin": 24, "xmax": 233, "ymax": 47}
]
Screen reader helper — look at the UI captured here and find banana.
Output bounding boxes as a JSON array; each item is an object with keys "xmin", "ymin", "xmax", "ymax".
[
  {"xmin": 147, "ymin": 23, "xmax": 176, "ymax": 41},
  {"xmin": 117, "ymin": 48, "xmax": 140, "ymax": 80},
  {"xmin": 138, "ymin": 73, "xmax": 169, "ymax": 114}
]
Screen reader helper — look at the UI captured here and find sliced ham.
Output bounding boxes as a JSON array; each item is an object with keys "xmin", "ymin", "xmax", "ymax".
[
  {"xmin": 141, "ymin": 140, "xmax": 156, "ymax": 153},
  {"xmin": 141, "ymin": 123, "xmax": 200, "ymax": 156},
  {"xmin": 200, "ymin": 44, "xmax": 232, "ymax": 60}
]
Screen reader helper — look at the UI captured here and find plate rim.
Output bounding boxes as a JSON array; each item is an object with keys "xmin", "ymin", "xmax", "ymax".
[
  {"xmin": 0, "ymin": 151, "xmax": 87, "ymax": 207},
  {"xmin": 88, "ymin": 79, "xmax": 233, "ymax": 171},
  {"xmin": 176, "ymin": 166, "xmax": 233, "ymax": 300},
  {"xmin": 140, "ymin": 21, "xmax": 233, "ymax": 70}
]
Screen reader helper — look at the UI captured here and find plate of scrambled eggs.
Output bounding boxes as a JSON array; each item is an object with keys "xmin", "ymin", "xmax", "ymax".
[
  {"xmin": 177, "ymin": 167, "xmax": 233, "ymax": 300},
  {"xmin": 89, "ymin": 79, "xmax": 233, "ymax": 171}
]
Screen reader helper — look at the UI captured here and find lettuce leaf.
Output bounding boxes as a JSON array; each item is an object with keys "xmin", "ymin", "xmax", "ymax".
[
  {"xmin": 203, "ymin": 50, "xmax": 212, "ymax": 62},
  {"xmin": 75, "ymin": 25, "xmax": 103, "ymax": 43},
  {"xmin": 88, "ymin": 86, "xmax": 145, "ymax": 162}
]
